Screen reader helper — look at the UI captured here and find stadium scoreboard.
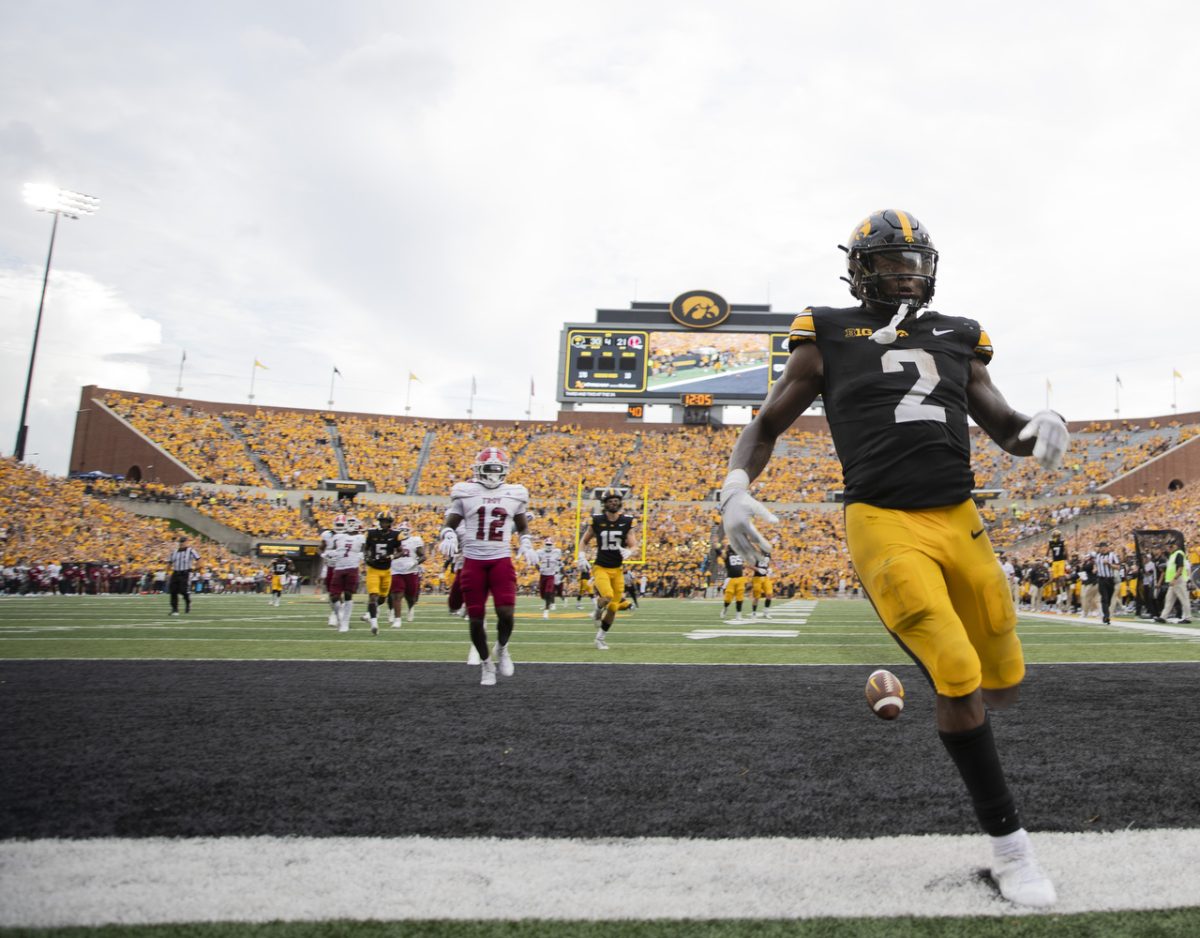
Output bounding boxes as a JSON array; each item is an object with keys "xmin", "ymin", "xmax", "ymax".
[{"xmin": 557, "ymin": 291, "xmax": 798, "ymax": 415}]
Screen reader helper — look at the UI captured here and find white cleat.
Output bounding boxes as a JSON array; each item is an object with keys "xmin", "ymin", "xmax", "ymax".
[
  {"xmin": 370, "ymin": 620, "xmax": 378, "ymax": 636},
  {"xmin": 992, "ymin": 833, "xmax": 1057, "ymax": 908},
  {"xmin": 361, "ymin": 612, "xmax": 371, "ymax": 623},
  {"xmin": 338, "ymin": 624, "xmax": 349, "ymax": 633},
  {"xmin": 467, "ymin": 645, "xmax": 482, "ymax": 666},
  {"xmin": 390, "ymin": 621, "xmax": 403, "ymax": 629},
  {"xmin": 729, "ymin": 616, "xmax": 748, "ymax": 624},
  {"xmin": 495, "ymin": 644, "xmax": 514, "ymax": 677},
  {"xmin": 407, "ymin": 608, "xmax": 416, "ymax": 623},
  {"xmin": 594, "ymin": 630, "xmax": 609, "ymax": 650},
  {"xmin": 549, "ymin": 604, "xmax": 557, "ymax": 612},
  {"xmin": 480, "ymin": 660, "xmax": 497, "ymax": 686},
  {"xmin": 542, "ymin": 609, "xmax": 549, "ymax": 619},
  {"xmin": 328, "ymin": 613, "xmax": 338, "ymax": 627}
]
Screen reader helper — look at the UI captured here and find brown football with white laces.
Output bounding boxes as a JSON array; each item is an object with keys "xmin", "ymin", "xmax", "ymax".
[{"xmin": 865, "ymin": 669, "xmax": 904, "ymax": 720}]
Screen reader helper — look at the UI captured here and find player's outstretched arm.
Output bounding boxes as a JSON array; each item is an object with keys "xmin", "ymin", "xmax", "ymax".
[
  {"xmin": 966, "ymin": 360, "xmax": 1069, "ymax": 469},
  {"xmin": 722, "ymin": 344, "xmax": 822, "ymax": 562}
]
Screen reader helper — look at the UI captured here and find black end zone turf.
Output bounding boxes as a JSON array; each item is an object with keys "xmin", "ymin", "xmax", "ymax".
[{"xmin": 1, "ymin": 661, "xmax": 1196, "ymax": 839}]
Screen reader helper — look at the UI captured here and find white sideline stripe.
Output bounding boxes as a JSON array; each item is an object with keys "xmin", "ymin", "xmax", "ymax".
[
  {"xmin": 2, "ymin": 831, "xmax": 1199, "ymax": 925},
  {"xmin": 1022, "ymin": 611, "xmax": 1200, "ymax": 638}
]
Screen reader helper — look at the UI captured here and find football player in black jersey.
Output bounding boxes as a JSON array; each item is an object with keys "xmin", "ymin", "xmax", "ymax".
[
  {"xmin": 363, "ymin": 512, "xmax": 400, "ymax": 636},
  {"xmin": 720, "ymin": 209, "xmax": 1069, "ymax": 908},
  {"xmin": 267, "ymin": 554, "xmax": 293, "ymax": 607},
  {"xmin": 1047, "ymin": 530, "xmax": 1069, "ymax": 610},
  {"xmin": 719, "ymin": 544, "xmax": 749, "ymax": 623},
  {"xmin": 577, "ymin": 487, "xmax": 639, "ymax": 650}
]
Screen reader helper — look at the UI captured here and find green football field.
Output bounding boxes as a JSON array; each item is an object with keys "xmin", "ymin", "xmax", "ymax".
[{"xmin": 1, "ymin": 591, "xmax": 1198, "ymax": 665}]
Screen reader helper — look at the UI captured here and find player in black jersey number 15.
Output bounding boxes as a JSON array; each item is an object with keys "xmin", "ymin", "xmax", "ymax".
[
  {"xmin": 578, "ymin": 487, "xmax": 639, "ymax": 650},
  {"xmin": 721, "ymin": 209, "xmax": 1069, "ymax": 909}
]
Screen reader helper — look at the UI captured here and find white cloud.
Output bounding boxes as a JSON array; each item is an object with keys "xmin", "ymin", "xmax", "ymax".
[{"xmin": 0, "ymin": 268, "xmax": 161, "ymax": 468}]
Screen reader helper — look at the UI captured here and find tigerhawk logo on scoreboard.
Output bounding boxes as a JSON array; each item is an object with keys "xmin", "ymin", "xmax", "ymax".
[{"xmin": 669, "ymin": 290, "xmax": 730, "ymax": 329}]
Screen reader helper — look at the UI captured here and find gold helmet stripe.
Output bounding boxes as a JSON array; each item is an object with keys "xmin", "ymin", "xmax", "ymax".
[{"xmin": 894, "ymin": 210, "xmax": 914, "ymax": 242}]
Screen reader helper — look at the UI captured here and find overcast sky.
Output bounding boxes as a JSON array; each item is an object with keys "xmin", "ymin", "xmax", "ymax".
[{"xmin": 2, "ymin": 1, "xmax": 1198, "ymax": 476}]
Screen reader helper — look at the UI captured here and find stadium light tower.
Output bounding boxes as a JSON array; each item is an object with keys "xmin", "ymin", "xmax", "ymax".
[{"xmin": 13, "ymin": 183, "xmax": 100, "ymax": 462}]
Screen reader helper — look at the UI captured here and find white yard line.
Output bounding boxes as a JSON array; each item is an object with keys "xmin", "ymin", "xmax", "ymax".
[
  {"xmin": 1021, "ymin": 610, "xmax": 1200, "ymax": 638},
  {"xmin": 1, "ymin": 830, "xmax": 1198, "ymax": 926}
]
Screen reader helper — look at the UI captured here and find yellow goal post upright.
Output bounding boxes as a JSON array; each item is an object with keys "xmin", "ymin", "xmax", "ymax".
[{"xmin": 573, "ymin": 481, "xmax": 649, "ymax": 566}]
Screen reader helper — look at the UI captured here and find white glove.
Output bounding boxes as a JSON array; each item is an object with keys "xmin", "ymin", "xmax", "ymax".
[
  {"xmin": 438, "ymin": 528, "xmax": 458, "ymax": 558},
  {"xmin": 1017, "ymin": 410, "xmax": 1069, "ymax": 470},
  {"xmin": 577, "ymin": 555, "xmax": 591, "ymax": 573},
  {"xmin": 518, "ymin": 534, "xmax": 538, "ymax": 565},
  {"xmin": 619, "ymin": 547, "xmax": 633, "ymax": 561},
  {"xmin": 720, "ymin": 469, "xmax": 778, "ymax": 565}
]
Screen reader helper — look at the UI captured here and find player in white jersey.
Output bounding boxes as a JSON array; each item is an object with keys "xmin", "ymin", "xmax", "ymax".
[
  {"xmin": 320, "ymin": 513, "xmax": 346, "ymax": 626},
  {"xmin": 438, "ymin": 446, "xmax": 538, "ymax": 686},
  {"xmin": 388, "ymin": 521, "xmax": 426, "ymax": 626},
  {"xmin": 328, "ymin": 516, "xmax": 366, "ymax": 632},
  {"xmin": 535, "ymin": 537, "xmax": 564, "ymax": 618}
]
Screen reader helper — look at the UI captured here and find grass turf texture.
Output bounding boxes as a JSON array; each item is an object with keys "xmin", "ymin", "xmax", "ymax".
[
  {"xmin": 2, "ymin": 594, "xmax": 1198, "ymax": 932},
  {"xmin": 1, "ymin": 594, "xmax": 1198, "ymax": 665}
]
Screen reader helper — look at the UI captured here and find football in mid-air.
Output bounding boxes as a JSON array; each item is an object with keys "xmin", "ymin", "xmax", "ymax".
[{"xmin": 865, "ymin": 669, "xmax": 904, "ymax": 720}]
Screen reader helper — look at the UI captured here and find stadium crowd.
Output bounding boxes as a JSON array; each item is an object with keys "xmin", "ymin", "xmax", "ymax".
[{"xmin": 6, "ymin": 397, "xmax": 1197, "ymax": 613}]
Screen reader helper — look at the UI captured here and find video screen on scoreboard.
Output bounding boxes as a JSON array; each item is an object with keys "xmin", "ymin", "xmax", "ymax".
[{"xmin": 561, "ymin": 327, "xmax": 791, "ymax": 403}]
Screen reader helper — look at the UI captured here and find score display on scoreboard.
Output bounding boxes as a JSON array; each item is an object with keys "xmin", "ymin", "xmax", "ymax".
[
  {"xmin": 560, "ymin": 326, "xmax": 792, "ymax": 404},
  {"xmin": 564, "ymin": 328, "xmax": 649, "ymax": 394}
]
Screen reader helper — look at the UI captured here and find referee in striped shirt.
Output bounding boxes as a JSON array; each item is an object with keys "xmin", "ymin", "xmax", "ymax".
[
  {"xmin": 168, "ymin": 537, "xmax": 200, "ymax": 615},
  {"xmin": 1094, "ymin": 541, "xmax": 1120, "ymax": 625}
]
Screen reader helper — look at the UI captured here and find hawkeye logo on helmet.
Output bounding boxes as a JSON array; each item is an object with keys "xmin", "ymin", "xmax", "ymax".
[{"xmin": 669, "ymin": 290, "xmax": 730, "ymax": 330}]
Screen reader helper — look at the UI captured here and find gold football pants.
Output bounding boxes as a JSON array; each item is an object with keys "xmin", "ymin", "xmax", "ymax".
[
  {"xmin": 723, "ymin": 576, "xmax": 747, "ymax": 603},
  {"xmin": 592, "ymin": 565, "xmax": 625, "ymax": 614},
  {"xmin": 845, "ymin": 499, "xmax": 1023, "ymax": 697}
]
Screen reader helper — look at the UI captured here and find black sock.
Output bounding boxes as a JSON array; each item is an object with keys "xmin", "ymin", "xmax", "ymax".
[
  {"xmin": 938, "ymin": 717, "xmax": 1021, "ymax": 836},
  {"xmin": 469, "ymin": 619, "xmax": 489, "ymax": 661}
]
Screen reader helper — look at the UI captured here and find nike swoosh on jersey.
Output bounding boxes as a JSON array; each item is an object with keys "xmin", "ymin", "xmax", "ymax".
[
  {"xmin": 971, "ymin": 528, "xmax": 985, "ymax": 539},
  {"xmin": 932, "ymin": 328, "xmax": 954, "ymax": 336}
]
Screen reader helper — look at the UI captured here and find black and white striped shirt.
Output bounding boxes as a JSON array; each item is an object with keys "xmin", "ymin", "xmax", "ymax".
[
  {"xmin": 1094, "ymin": 550, "xmax": 1120, "ymax": 579},
  {"xmin": 169, "ymin": 546, "xmax": 199, "ymax": 572}
]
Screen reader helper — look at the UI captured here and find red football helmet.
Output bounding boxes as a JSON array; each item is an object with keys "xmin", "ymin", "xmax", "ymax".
[{"xmin": 473, "ymin": 447, "xmax": 510, "ymax": 488}]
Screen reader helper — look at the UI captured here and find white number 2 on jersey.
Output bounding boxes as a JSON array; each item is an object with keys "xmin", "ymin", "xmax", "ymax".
[{"xmin": 881, "ymin": 349, "xmax": 947, "ymax": 424}]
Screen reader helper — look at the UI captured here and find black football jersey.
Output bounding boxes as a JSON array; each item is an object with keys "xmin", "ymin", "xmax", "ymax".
[
  {"xmin": 1049, "ymin": 540, "xmax": 1068, "ymax": 562},
  {"xmin": 789, "ymin": 305, "xmax": 993, "ymax": 509},
  {"xmin": 724, "ymin": 550, "xmax": 745, "ymax": 578},
  {"xmin": 591, "ymin": 512, "xmax": 633, "ymax": 567},
  {"xmin": 364, "ymin": 529, "xmax": 400, "ymax": 569},
  {"xmin": 271, "ymin": 559, "xmax": 290, "ymax": 576}
]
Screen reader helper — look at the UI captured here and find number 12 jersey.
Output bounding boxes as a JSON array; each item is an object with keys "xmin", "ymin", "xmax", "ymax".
[{"xmin": 449, "ymin": 479, "xmax": 530, "ymax": 560}]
